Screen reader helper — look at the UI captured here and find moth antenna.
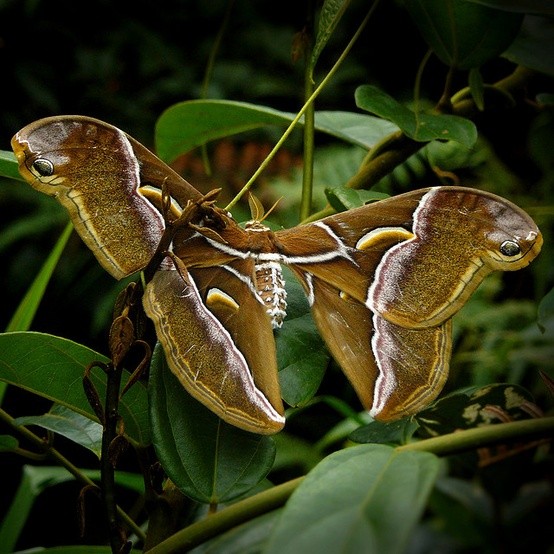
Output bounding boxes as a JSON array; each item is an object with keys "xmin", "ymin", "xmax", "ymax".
[{"xmin": 263, "ymin": 197, "xmax": 283, "ymax": 221}]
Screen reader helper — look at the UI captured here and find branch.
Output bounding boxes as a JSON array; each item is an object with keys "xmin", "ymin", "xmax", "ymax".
[
  {"xmin": 304, "ymin": 65, "xmax": 539, "ymax": 223},
  {"xmin": 0, "ymin": 406, "xmax": 145, "ymax": 541},
  {"xmin": 145, "ymin": 415, "xmax": 554, "ymax": 552}
]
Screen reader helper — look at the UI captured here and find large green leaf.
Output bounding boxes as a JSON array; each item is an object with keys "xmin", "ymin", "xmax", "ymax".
[
  {"xmin": 356, "ymin": 85, "xmax": 477, "ymax": 147},
  {"xmin": 192, "ymin": 511, "xmax": 281, "ymax": 554},
  {"xmin": 504, "ymin": 15, "xmax": 554, "ymax": 76},
  {"xmin": 149, "ymin": 344, "xmax": 276, "ymax": 504},
  {"xmin": 404, "ymin": 0, "xmax": 523, "ymax": 69},
  {"xmin": 155, "ymin": 100, "xmax": 397, "ymax": 161},
  {"xmin": 277, "ymin": 314, "xmax": 329, "ymax": 407},
  {"xmin": 265, "ymin": 444, "xmax": 440, "ymax": 553},
  {"xmin": 0, "ymin": 332, "xmax": 150, "ymax": 444}
]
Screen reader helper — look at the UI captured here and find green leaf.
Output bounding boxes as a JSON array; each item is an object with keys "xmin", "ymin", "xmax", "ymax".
[
  {"xmin": 0, "ymin": 150, "xmax": 22, "ymax": 181},
  {"xmin": 15, "ymin": 405, "xmax": 103, "ymax": 457},
  {"xmin": 265, "ymin": 444, "xmax": 441, "ymax": 554},
  {"xmin": 277, "ymin": 314, "xmax": 328, "ymax": 407},
  {"xmin": 313, "ymin": 111, "xmax": 398, "ymax": 149},
  {"xmin": 504, "ymin": 15, "xmax": 554, "ymax": 76},
  {"xmin": 355, "ymin": 85, "xmax": 477, "ymax": 147},
  {"xmin": 149, "ymin": 344, "xmax": 276, "ymax": 504},
  {"xmin": 350, "ymin": 418, "xmax": 419, "ymax": 445},
  {"xmin": 311, "ymin": 0, "xmax": 351, "ymax": 70},
  {"xmin": 428, "ymin": 476, "xmax": 492, "ymax": 549},
  {"xmin": 538, "ymin": 286, "xmax": 554, "ymax": 333},
  {"xmin": 272, "ymin": 433, "xmax": 323, "ymax": 474},
  {"xmin": 468, "ymin": 67, "xmax": 485, "ymax": 111},
  {"xmin": 403, "ymin": 0, "xmax": 523, "ymax": 69},
  {"xmin": 325, "ymin": 186, "xmax": 389, "ymax": 211},
  {"xmin": 276, "ymin": 270, "xmax": 329, "ymax": 407},
  {"xmin": 199, "ymin": 511, "xmax": 280, "ymax": 554},
  {"xmin": 156, "ymin": 100, "xmax": 397, "ymax": 161},
  {"xmin": 0, "ymin": 332, "xmax": 150, "ymax": 444},
  {"xmin": 6, "ymin": 222, "xmax": 72, "ymax": 332},
  {"xmin": 416, "ymin": 383, "xmax": 538, "ymax": 437}
]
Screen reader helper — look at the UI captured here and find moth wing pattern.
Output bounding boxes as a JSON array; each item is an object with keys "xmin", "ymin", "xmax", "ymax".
[{"xmin": 143, "ymin": 257, "xmax": 285, "ymax": 435}]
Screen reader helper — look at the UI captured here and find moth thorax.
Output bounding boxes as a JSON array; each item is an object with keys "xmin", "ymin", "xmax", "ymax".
[{"xmin": 255, "ymin": 261, "xmax": 287, "ymax": 329}]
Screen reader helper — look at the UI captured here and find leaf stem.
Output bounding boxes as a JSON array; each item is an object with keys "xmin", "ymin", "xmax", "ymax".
[
  {"xmin": 225, "ymin": 0, "xmax": 380, "ymax": 212},
  {"xmin": 146, "ymin": 416, "xmax": 554, "ymax": 552},
  {"xmin": 299, "ymin": 2, "xmax": 316, "ymax": 222}
]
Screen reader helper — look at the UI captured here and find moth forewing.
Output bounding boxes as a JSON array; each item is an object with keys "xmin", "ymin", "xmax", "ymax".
[
  {"xmin": 143, "ymin": 258, "xmax": 285, "ymax": 435},
  {"xmin": 367, "ymin": 187, "xmax": 544, "ymax": 329},
  {"xmin": 11, "ymin": 116, "xmax": 165, "ymax": 279}
]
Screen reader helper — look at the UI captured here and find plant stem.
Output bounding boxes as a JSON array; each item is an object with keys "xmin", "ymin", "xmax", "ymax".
[
  {"xmin": 146, "ymin": 477, "xmax": 303, "ymax": 553},
  {"xmin": 299, "ymin": 3, "xmax": 315, "ymax": 222},
  {"xmin": 225, "ymin": 0, "xmax": 380, "ymax": 212},
  {"xmin": 145, "ymin": 415, "xmax": 554, "ymax": 552},
  {"xmin": 101, "ymin": 362, "xmax": 126, "ymax": 553},
  {"xmin": 398, "ymin": 416, "xmax": 554, "ymax": 457},
  {"xmin": 0, "ymin": 406, "xmax": 145, "ymax": 540}
]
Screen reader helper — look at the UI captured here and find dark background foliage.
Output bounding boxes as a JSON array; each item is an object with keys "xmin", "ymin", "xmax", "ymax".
[{"xmin": 1, "ymin": 0, "xmax": 553, "ymax": 551}]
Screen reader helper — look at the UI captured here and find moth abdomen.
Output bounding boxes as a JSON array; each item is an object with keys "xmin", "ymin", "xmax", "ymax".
[{"xmin": 255, "ymin": 261, "xmax": 287, "ymax": 328}]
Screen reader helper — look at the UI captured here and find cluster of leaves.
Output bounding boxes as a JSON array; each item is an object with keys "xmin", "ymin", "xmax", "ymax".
[{"xmin": 0, "ymin": 1, "xmax": 553, "ymax": 553}]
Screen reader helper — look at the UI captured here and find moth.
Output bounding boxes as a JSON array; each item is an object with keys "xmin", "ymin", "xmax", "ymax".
[{"xmin": 12, "ymin": 115, "xmax": 543, "ymax": 434}]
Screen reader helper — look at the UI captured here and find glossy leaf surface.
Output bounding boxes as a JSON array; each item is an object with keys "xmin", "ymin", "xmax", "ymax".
[
  {"xmin": 355, "ymin": 85, "xmax": 477, "ymax": 146},
  {"xmin": 156, "ymin": 100, "xmax": 397, "ymax": 161},
  {"xmin": 149, "ymin": 345, "xmax": 276, "ymax": 504},
  {"xmin": 15, "ymin": 405, "xmax": 103, "ymax": 457},
  {"xmin": 276, "ymin": 270, "xmax": 329, "ymax": 407},
  {"xmin": 0, "ymin": 332, "xmax": 150, "ymax": 444},
  {"xmin": 265, "ymin": 444, "xmax": 440, "ymax": 554}
]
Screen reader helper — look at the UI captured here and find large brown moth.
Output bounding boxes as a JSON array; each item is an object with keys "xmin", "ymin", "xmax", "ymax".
[{"xmin": 12, "ymin": 115, "xmax": 543, "ymax": 434}]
